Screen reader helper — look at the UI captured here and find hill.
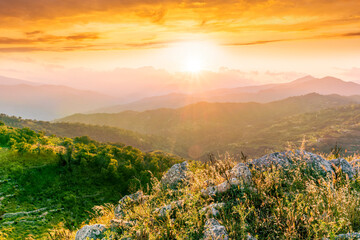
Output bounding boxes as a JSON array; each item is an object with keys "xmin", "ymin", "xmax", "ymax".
[
  {"xmin": 0, "ymin": 84, "xmax": 119, "ymax": 120},
  {"xmin": 0, "ymin": 114, "xmax": 169, "ymax": 152},
  {"xmin": 0, "ymin": 122, "xmax": 181, "ymax": 239},
  {"xmin": 58, "ymin": 93, "xmax": 360, "ymax": 159},
  {"xmin": 93, "ymin": 76, "xmax": 360, "ymax": 113}
]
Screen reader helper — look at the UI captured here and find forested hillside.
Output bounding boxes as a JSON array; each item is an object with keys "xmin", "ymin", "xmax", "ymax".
[
  {"xmin": 0, "ymin": 122, "xmax": 181, "ymax": 239},
  {"xmin": 0, "ymin": 114, "xmax": 170, "ymax": 153},
  {"xmin": 58, "ymin": 94, "xmax": 360, "ymax": 159}
]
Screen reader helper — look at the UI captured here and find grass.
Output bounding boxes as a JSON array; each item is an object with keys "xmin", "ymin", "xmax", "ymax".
[
  {"xmin": 76, "ymin": 151, "xmax": 360, "ymax": 239},
  {"xmin": 0, "ymin": 149, "xmax": 129, "ymax": 239}
]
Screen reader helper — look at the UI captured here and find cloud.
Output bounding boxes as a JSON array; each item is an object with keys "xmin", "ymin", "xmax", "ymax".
[
  {"xmin": 0, "ymin": 0, "xmax": 360, "ymax": 52},
  {"xmin": 0, "ymin": 32, "xmax": 99, "ymax": 45}
]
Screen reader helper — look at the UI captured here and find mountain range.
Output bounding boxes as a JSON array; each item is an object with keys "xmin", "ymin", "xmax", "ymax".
[
  {"xmin": 1, "ymin": 74, "xmax": 359, "ymax": 121},
  {"xmin": 0, "ymin": 80, "xmax": 119, "ymax": 120},
  {"xmin": 93, "ymin": 76, "xmax": 360, "ymax": 113}
]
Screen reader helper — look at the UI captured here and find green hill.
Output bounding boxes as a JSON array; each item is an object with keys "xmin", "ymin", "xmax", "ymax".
[
  {"xmin": 0, "ymin": 122, "xmax": 181, "ymax": 239},
  {"xmin": 0, "ymin": 114, "xmax": 170, "ymax": 153}
]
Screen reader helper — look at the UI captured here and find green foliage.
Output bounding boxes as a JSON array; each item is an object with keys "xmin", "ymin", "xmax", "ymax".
[{"xmin": 0, "ymin": 123, "xmax": 181, "ymax": 239}]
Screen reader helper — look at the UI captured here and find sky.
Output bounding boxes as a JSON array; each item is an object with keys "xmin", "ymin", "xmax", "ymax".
[{"xmin": 0, "ymin": 0, "xmax": 359, "ymax": 94}]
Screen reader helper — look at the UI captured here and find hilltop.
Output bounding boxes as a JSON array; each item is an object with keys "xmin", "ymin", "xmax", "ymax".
[{"xmin": 72, "ymin": 149, "xmax": 360, "ymax": 239}]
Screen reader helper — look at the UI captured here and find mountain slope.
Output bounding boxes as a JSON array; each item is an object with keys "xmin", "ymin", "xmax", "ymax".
[
  {"xmin": 58, "ymin": 93, "xmax": 360, "ymax": 158},
  {"xmin": 0, "ymin": 114, "xmax": 169, "ymax": 152},
  {"xmin": 93, "ymin": 76, "xmax": 360, "ymax": 113},
  {"xmin": 0, "ymin": 84, "xmax": 119, "ymax": 120},
  {"xmin": 0, "ymin": 75, "xmax": 39, "ymax": 86}
]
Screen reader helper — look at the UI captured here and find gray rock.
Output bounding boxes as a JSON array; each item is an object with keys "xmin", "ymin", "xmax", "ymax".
[
  {"xmin": 330, "ymin": 158, "xmax": 356, "ymax": 179},
  {"xmin": 201, "ymin": 185, "xmax": 218, "ymax": 197},
  {"xmin": 75, "ymin": 224, "xmax": 107, "ymax": 240},
  {"xmin": 200, "ymin": 203, "xmax": 225, "ymax": 217},
  {"xmin": 249, "ymin": 150, "xmax": 334, "ymax": 176},
  {"xmin": 153, "ymin": 200, "xmax": 184, "ymax": 218},
  {"xmin": 161, "ymin": 161, "xmax": 191, "ymax": 189},
  {"xmin": 335, "ymin": 232, "xmax": 360, "ymax": 239},
  {"xmin": 114, "ymin": 191, "xmax": 144, "ymax": 219},
  {"xmin": 230, "ymin": 163, "xmax": 252, "ymax": 184},
  {"xmin": 202, "ymin": 218, "xmax": 229, "ymax": 240},
  {"xmin": 217, "ymin": 181, "xmax": 231, "ymax": 194},
  {"xmin": 351, "ymin": 159, "xmax": 360, "ymax": 175},
  {"xmin": 201, "ymin": 163, "xmax": 252, "ymax": 197}
]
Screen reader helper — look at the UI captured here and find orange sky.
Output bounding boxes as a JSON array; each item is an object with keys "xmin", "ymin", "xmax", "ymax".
[{"xmin": 0, "ymin": 0, "xmax": 359, "ymax": 84}]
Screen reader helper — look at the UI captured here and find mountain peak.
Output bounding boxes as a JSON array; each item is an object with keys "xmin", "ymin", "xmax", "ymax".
[
  {"xmin": 290, "ymin": 75, "xmax": 317, "ymax": 84},
  {"xmin": 320, "ymin": 76, "xmax": 343, "ymax": 82}
]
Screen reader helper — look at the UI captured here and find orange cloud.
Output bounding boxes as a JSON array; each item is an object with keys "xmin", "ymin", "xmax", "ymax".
[{"xmin": 0, "ymin": 0, "xmax": 359, "ymax": 52}]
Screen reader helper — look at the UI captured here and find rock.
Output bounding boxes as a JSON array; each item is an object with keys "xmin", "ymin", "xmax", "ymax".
[
  {"xmin": 217, "ymin": 181, "xmax": 231, "ymax": 194},
  {"xmin": 200, "ymin": 203, "xmax": 225, "ymax": 217},
  {"xmin": 75, "ymin": 224, "xmax": 107, "ymax": 240},
  {"xmin": 351, "ymin": 159, "xmax": 360, "ymax": 175},
  {"xmin": 201, "ymin": 177, "xmax": 247, "ymax": 197},
  {"xmin": 335, "ymin": 232, "xmax": 360, "ymax": 239},
  {"xmin": 161, "ymin": 161, "xmax": 191, "ymax": 189},
  {"xmin": 202, "ymin": 218, "xmax": 229, "ymax": 240},
  {"xmin": 201, "ymin": 185, "xmax": 218, "ymax": 197},
  {"xmin": 114, "ymin": 191, "xmax": 144, "ymax": 219},
  {"xmin": 153, "ymin": 200, "xmax": 184, "ymax": 218},
  {"xmin": 329, "ymin": 158, "xmax": 356, "ymax": 179},
  {"xmin": 249, "ymin": 150, "xmax": 334, "ymax": 176},
  {"xmin": 229, "ymin": 163, "xmax": 252, "ymax": 184}
]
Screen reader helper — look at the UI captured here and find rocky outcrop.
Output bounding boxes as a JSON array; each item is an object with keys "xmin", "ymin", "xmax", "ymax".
[
  {"xmin": 201, "ymin": 163, "xmax": 252, "ymax": 197},
  {"xmin": 75, "ymin": 224, "xmax": 107, "ymax": 240},
  {"xmin": 161, "ymin": 161, "xmax": 192, "ymax": 189},
  {"xmin": 202, "ymin": 218, "xmax": 229, "ymax": 240},
  {"xmin": 249, "ymin": 150, "xmax": 334, "ymax": 176},
  {"xmin": 329, "ymin": 158, "xmax": 356, "ymax": 179},
  {"xmin": 114, "ymin": 191, "xmax": 145, "ymax": 219},
  {"xmin": 200, "ymin": 203, "xmax": 225, "ymax": 217}
]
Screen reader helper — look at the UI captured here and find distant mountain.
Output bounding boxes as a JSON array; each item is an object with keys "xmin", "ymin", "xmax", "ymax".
[
  {"xmin": 0, "ymin": 75, "xmax": 39, "ymax": 86},
  {"xmin": 0, "ymin": 84, "xmax": 119, "ymax": 120},
  {"xmin": 92, "ymin": 76, "xmax": 360, "ymax": 113},
  {"xmin": 58, "ymin": 93, "xmax": 360, "ymax": 158},
  {"xmin": 91, "ymin": 93, "xmax": 202, "ymax": 113}
]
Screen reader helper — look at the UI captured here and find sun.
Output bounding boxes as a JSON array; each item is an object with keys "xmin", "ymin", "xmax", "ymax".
[
  {"xmin": 167, "ymin": 40, "xmax": 218, "ymax": 73},
  {"xmin": 184, "ymin": 55, "xmax": 204, "ymax": 73}
]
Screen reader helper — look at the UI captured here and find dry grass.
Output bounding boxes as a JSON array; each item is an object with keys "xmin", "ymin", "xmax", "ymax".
[{"xmin": 60, "ymin": 152, "xmax": 360, "ymax": 239}]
